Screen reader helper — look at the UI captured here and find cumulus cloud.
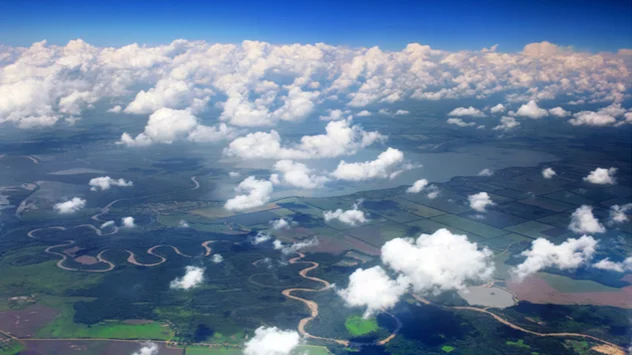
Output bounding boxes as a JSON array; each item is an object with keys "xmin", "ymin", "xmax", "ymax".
[
  {"xmin": 609, "ymin": 203, "xmax": 632, "ymax": 224},
  {"xmin": 447, "ymin": 118, "xmax": 475, "ymax": 127},
  {"xmin": 273, "ymin": 237, "xmax": 318, "ymax": 255},
  {"xmin": 593, "ymin": 257, "xmax": 632, "ymax": 273},
  {"xmin": 515, "ymin": 100, "xmax": 548, "ymax": 119},
  {"xmin": 468, "ymin": 192, "xmax": 494, "ymax": 212},
  {"xmin": 477, "ymin": 168, "xmax": 494, "ymax": 176},
  {"xmin": 320, "ymin": 109, "xmax": 349, "ymax": 121},
  {"xmin": 54, "ymin": 197, "xmax": 86, "ymax": 214},
  {"xmin": 121, "ymin": 216, "xmax": 135, "ymax": 228},
  {"xmin": 569, "ymin": 205, "xmax": 606, "ymax": 234},
  {"xmin": 270, "ymin": 218, "xmax": 290, "ymax": 230},
  {"xmin": 426, "ymin": 185, "xmax": 440, "ymax": 199},
  {"xmin": 549, "ymin": 107, "xmax": 570, "ymax": 117},
  {"xmin": 493, "ymin": 116, "xmax": 520, "ymax": 131},
  {"xmin": 224, "ymin": 176, "xmax": 274, "ymax": 211},
  {"xmin": 448, "ymin": 106, "xmax": 485, "ymax": 117},
  {"xmin": 243, "ymin": 326, "xmax": 301, "ymax": 355},
  {"xmin": 338, "ymin": 266, "xmax": 408, "ymax": 317},
  {"xmin": 356, "ymin": 110, "xmax": 372, "ymax": 117},
  {"xmin": 228, "ymin": 171, "xmax": 240, "ymax": 178},
  {"xmin": 406, "ymin": 179, "xmax": 429, "ymax": 193},
  {"xmin": 271, "ymin": 160, "xmax": 329, "ymax": 189},
  {"xmin": 338, "ymin": 228, "xmax": 495, "ymax": 316},
  {"xmin": 131, "ymin": 342, "xmax": 158, "ymax": 355},
  {"xmin": 170, "ymin": 266, "xmax": 205, "ymax": 290},
  {"xmin": 211, "ymin": 254, "xmax": 223, "ymax": 264},
  {"xmin": 330, "ymin": 147, "xmax": 413, "ymax": 181},
  {"xmin": 583, "ymin": 167, "xmax": 617, "ymax": 185},
  {"xmin": 569, "ymin": 111, "xmax": 617, "ymax": 127},
  {"xmin": 395, "ymin": 109, "xmax": 409, "ymax": 115},
  {"xmin": 224, "ymin": 118, "xmax": 385, "ymax": 160},
  {"xmin": 512, "ymin": 236, "xmax": 598, "ymax": 281},
  {"xmin": 252, "ymin": 231, "xmax": 272, "ymax": 245},
  {"xmin": 542, "ymin": 167, "xmax": 556, "ymax": 179},
  {"xmin": 89, "ymin": 176, "xmax": 133, "ymax": 191},
  {"xmin": 324, "ymin": 203, "xmax": 368, "ymax": 226},
  {"xmin": 490, "ymin": 104, "xmax": 505, "ymax": 114}
]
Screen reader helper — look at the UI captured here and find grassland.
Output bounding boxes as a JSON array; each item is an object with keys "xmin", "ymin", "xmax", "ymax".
[
  {"xmin": 441, "ymin": 345, "xmax": 455, "ymax": 353},
  {"xmin": 345, "ymin": 315, "xmax": 379, "ymax": 336},
  {"xmin": 506, "ymin": 339, "xmax": 530, "ymax": 349}
]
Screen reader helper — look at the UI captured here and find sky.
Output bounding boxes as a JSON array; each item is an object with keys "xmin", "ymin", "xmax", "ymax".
[{"xmin": 0, "ymin": 0, "xmax": 631, "ymax": 51}]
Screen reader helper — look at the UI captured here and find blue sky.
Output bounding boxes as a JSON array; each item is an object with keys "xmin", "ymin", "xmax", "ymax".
[{"xmin": 0, "ymin": 0, "xmax": 631, "ymax": 51}]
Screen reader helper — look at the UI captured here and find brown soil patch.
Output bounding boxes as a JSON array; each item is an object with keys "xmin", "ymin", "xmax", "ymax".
[
  {"xmin": 74, "ymin": 255, "xmax": 98, "ymax": 265},
  {"xmin": 63, "ymin": 246, "xmax": 81, "ymax": 256},
  {"xmin": 591, "ymin": 344, "xmax": 626, "ymax": 355},
  {"xmin": 621, "ymin": 274, "xmax": 632, "ymax": 283},
  {"xmin": 0, "ymin": 305, "xmax": 59, "ymax": 338},
  {"xmin": 507, "ymin": 276, "xmax": 632, "ymax": 309}
]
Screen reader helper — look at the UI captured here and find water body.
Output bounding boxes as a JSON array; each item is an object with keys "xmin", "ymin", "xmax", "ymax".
[{"xmin": 458, "ymin": 286, "xmax": 516, "ymax": 309}]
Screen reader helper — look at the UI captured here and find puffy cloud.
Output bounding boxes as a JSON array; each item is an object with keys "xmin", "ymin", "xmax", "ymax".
[
  {"xmin": 593, "ymin": 257, "xmax": 632, "ymax": 273},
  {"xmin": 448, "ymin": 106, "xmax": 485, "ymax": 117},
  {"xmin": 338, "ymin": 228, "xmax": 495, "ymax": 316},
  {"xmin": 395, "ymin": 109, "xmax": 410, "ymax": 115},
  {"xmin": 447, "ymin": 118, "xmax": 475, "ymax": 127},
  {"xmin": 228, "ymin": 171, "xmax": 240, "ymax": 178},
  {"xmin": 270, "ymin": 218, "xmax": 290, "ymax": 230},
  {"xmin": 477, "ymin": 168, "xmax": 493, "ymax": 176},
  {"xmin": 224, "ymin": 176, "xmax": 274, "ymax": 211},
  {"xmin": 273, "ymin": 237, "xmax": 318, "ymax": 255},
  {"xmin": 54, "ymin": 197, "xmax": 86, "ymax": 214},
  {"xmin": 406, "ymin": 179, "xmax": 429, "ymax": 193},
  {"xmin": 542, "ymin": 167, "xmax": 556, "ymax": 179},
  {"xmin": 522, "ymin": 41, "xmax": 566, "ymax": 57},
  {"xmin": 187, "ymin": 122, "xmax": 239, "ymax": 143},
  {"xmin": 243, "ymin": 326, "xmax": 301, "ymax": 355},
  {"xmin": 493, "ymin": 116, "xmax": 520, "ymax": 131},
  {"xmin": 211, "ymin": 254, "xmax": 223, "ymax": 264},
  {"xmin": 131, "ymin": 342, "xmax": 158, "ymax": 355},
  {"xmin": 337, "ymin": 266, "xmax": 408, "ymax": 317},
  {"xmin": 169, "ymin": 266, "xmax": 205, "ymax": 290},
  {"xmin": 271, "ymin": 160, "xmax": 329, "ymax": 189},
  {"xmin": 330, "ymin": 147, "xmax": 413, "ymax": 181},
  {"xmin": 490, "ymin": 104, "xmax": 505, "ymax": 114},
  {"xmin": 121, "ymin": 216, "xmax": 135, "ymax": 228},
  {"xmin": 583, "ymin": 167, "xmax": 617, "ymax": 185},
  {"xmin": 324, "ymin": 203, "xmax": 368, "ymax": 226},
  {"xmin": 569, "ymin": 205, "xmax": 606, "ymax": 234},
  {"xmin": 356, "ymin": 110, "xmax": 372, "ymax": 117},
  {"xmin": 468, "ymin": 192, "xmax": 494, "ymax": 212},
  {"xmin": 252, "ymin": 231, "xmax": 272, "ymax": 245},
  {"xmin": 609, "ymin": 203, "xmax": 632, "ymax": 224},
  {"xmin": 320, "ymin": 109, "xmax": 349, "ymax": 121},
  {"xmin": 549, "ymin": 107, "xmax": 570, "ymax": 117},
  {"xmin": 426, "ymin": 185, "xmax": 440, "ymax": 199},
  {"xmin": 224, "ymin": 118, "xmax": 385, "ymax": 160},
  {"xmin": 569, "ymin": 111, "xmax": 617, "ymax": 126},
  {"xmin": 512, "ymin": 236, "xmax": 598, "ymax": 281},
  {"xmin": 107, "ymin": 105, "xmax": 122, "ymax": 113},
  {"xmin": 515, "ymin": 100, "xmax": 548, "ymax": 119},
  {"xmin": 89, "ymin": 176, "xmax": 133, "ymax": 191}
]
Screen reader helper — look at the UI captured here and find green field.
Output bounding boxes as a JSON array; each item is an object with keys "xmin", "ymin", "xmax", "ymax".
[
  {"xmin": 441, "ymin": 345, "xmax": 456, "ymax": 353},
  {"xmin": 506, "ymin": 339, "xmax": 530, "ymax": 349},
  {"xmin": 345, "ymin": 315, "xmax": 379, "ymax": 336}
]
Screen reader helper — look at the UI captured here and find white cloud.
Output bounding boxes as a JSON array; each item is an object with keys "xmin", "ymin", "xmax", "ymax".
[
  {"xmin": 178, "ymin": 220, "xmax": 189, "ymax": 228},
  {"xmin": 593, "ymin": 257, "xmax": 632, "ymax": 273},
  {"xmin": 54, "ymin": 197, "xmax": 86, "ymax": 214},
  {"xmin": 271, "ymin": 218, "xmax": 290, "ymax": 230},
  {"xmin": 447, "ymin": 118, "xmax": 475, "ymax": 127},
  {"xmin": 395, "ymin": 109, "xmax": 409, "ymax": 115},
  {"xmin": 320, "ymin": 109, "xmax": 349, "ymax": 121},
  {"xmin": 169, "ymin": 266, "xmax": 205, "ymax": 290},
  {"xmin": 426, "ymin": 185, "xmax": 440, "ymax": 199},
  {"xmin": 324, "ymin": 203, "xmax": 368, "ymax": 226},
  {"xmin": 131, "ymin": 342, "xmax": 158, "ymax": 355},
  {"xmin": 477, "ymin": 168, "xmax": 493, "ymax": 176},
  {"xmin": 406, "ymin": 179, "xmax": 429, "ymax": 194},
  {"xmin": 569, "ymin": 111, "xmax": 617, "ymax": 127},
  {"xmin": 609, "ymin": 203, "xmax": 632, "ymax": 224},
  {"xmin": 448, "ymin": 106, "xmax": 485, "ymax": 117},
  {"xmin": 243, "ymin": 326, "xmax": 301, "ymax": 355},
  {"xmin": 272, "ymin": 160, "xmax": 329, "ymax": 189},
  {"xmin": 542, "ymin": 167, "xmax": 556, "ymax": 179},
  {"xmin": 107, "ymin": 105, "xmax": 122, "ymax": 113},
  {"xmin": 100, "ymin": 220, "xmax": 115, "ymax": 229},
  {"xmin": 211, "ymin": 254, "xmax": 223, "ymax": 264},
  {"xmin": 356, "ymin": 110, "xmax": 372, "ymax": 117},
  {"xmin": 121, "ymin": 216, "xmax": 135, "ymax": 228},
  {"xmin": 569, "ymin": 205, "xmax": 606, "ymax": 234},
  {"xmin": 273, "ymin": 237, "xmax": 318, "ymax": 255},
  {"xmin": 583, "ymin": 167, "xmax": 617, "ymax": 185},
  {"xmin": 522, "ymin": 41, "xmax": 566, "ymax": 57},
  {"xmin": 468, "ymin": 192, "xmax": 494, "ymax": 213},
  {"xmin": 493, "ymin": 116, "xmax": 520, "ymax": 131},
  {"xmin": 229, "ymin": 171, "xmax": 240, "ymax": 178},
  {"xmin": 549, "ymin": 107, "xmax": 570, "ymax": 117},
  {"xmin": 224, "ymin": 118, "xmax": 385, "ymax": 160},
  {"xmin": 512, "ymin": 236, "xmax": 598, "ymax": 281},
  {"xmin": 490, "ymin": 104, "xmax": 505, "ymax": 114},
  {"xmin": 89, "ymin": 176, "xmax": 133, "ymax": 191},
  {"xmin": 515, "ymin": 100, "xmax": 548, "ymax": 119},
  {"xmin": 225, "ymin": 176, "xmax": 274, "ymax": 211},
  {"xmin": 252, "ymin": 231, "xmax": 272, "ymax": 245},
  {"xmin": 339, "ymin": 228, "xmax": 495, "ymax": 316},
  {"xmin": 330, "ymin": 147, "xmax": 413, "ymax": 181}
]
